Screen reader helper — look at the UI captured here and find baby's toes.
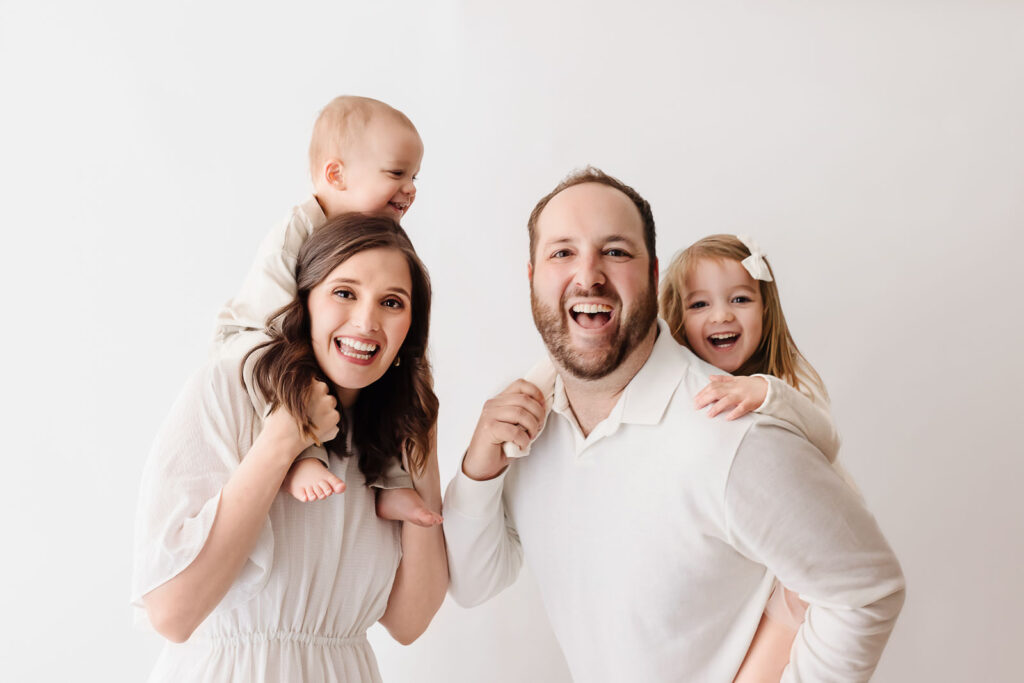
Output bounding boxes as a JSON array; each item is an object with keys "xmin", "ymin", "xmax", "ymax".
[{"xmin": 326, "ymin": 473, "xmax": 346, "ymax": 494}]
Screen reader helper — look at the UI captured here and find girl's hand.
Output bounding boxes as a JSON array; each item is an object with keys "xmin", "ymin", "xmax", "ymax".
[
  {"xmin": 695, "ymin": 375, "xmax": 769, "ymax": 420},
  {"xmin": 262, "ymin": 380, "xmax": 340, "ymax": 455}
]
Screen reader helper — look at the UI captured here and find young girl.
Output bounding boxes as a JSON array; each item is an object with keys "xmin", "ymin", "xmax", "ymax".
[{"xmin": 660, "ymin": 233, "xmax": 851, "ymax": 682}]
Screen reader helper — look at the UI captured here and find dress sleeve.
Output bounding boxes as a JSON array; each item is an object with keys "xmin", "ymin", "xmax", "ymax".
[
  {"xmin": 373, "ymin": 458, "xmax": 413, "ymax": 490},
  {"xmin": 753, "ymin": 374, "xmax": 841, "ymax": 464},
  {"xmin": 724, "ymin": 420, "xmax": 905, "ymax": 681},
  {"xmin": 131, "ymin": 360, "xmax": 274, "ymax": 627},
  {"xmin": 442, "ymin": 468, "xmax": 524, "ymax": 607}
]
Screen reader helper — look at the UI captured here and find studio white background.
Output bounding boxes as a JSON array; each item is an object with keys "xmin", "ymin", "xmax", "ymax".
[{"xmin": 2, "ymin": 1, "xmax": 1021, "ymax": 681}]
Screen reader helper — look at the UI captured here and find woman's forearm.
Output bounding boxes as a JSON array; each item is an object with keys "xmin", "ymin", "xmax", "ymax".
[
  {"xmin": 379, "ymin": 449, "xmax": 449, "ymax": 644},
  {"xmin": 142, "ymin": 428, "xmax": 299, "ymax": 642}
]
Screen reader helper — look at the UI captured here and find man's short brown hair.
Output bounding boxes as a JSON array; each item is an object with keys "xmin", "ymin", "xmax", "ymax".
[{"xmin": 526, "ymin": 167, "xmax": 656, "ymax": 269}]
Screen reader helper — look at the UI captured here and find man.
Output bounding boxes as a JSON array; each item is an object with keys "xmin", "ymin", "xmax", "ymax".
[{"xmin": 443, "ymin": 167, "xmax": 905, "ymax": 681}]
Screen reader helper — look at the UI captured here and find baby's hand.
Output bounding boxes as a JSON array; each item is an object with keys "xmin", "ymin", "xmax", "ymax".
[{"xmin": 695, "ymin": 375, "xmax": 769, "ymax": 420}]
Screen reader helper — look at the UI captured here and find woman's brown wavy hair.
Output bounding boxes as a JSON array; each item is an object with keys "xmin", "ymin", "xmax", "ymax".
[
  {"xmin": 243, "ymin": 213, "xmax": 437, "ymax": 484},
  {"xmin": 659, "ymin": 234, "xmax": 827, "ymax": 399}
]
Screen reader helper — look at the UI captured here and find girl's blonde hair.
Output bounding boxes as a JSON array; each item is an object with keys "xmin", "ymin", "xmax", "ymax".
[{"xmin": 659, "ymin": 234, "xmax": 827, "ymax": 400}]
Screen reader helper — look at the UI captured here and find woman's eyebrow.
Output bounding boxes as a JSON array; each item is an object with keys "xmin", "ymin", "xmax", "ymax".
[{"xmin": 327, "ymin": 278, "xmax": 410, "ymax": 298}]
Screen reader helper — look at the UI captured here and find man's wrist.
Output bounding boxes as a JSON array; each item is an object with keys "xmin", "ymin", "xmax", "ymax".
[{"xmin": 461, "ymin": 449, "xmax": 507, "ymax": 482}]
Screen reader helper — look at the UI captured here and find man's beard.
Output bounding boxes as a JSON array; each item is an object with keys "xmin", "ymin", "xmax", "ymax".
[{"xmin": 530, "ymin": 279, "xmax": 658, "ymax": 381}]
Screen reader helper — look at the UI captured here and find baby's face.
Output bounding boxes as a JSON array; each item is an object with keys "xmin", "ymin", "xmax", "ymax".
[{"xmin": 336, "ymin": 117, "xmax": 423, "ymax": 222}]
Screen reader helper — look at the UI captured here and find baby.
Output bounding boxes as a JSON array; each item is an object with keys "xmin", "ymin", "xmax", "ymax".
[{"xmin": 214, "ymin": 95, "xmax": 440, "ymax": 527}]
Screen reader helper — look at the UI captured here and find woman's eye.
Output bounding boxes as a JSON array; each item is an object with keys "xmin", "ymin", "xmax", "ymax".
[
  {"xmin": 333, "ymin": 289, "xmax": 354, "ymax": 299},
  {"xmin": 382, "ymin": 298, "xmax": 404, "ymax": 309}
]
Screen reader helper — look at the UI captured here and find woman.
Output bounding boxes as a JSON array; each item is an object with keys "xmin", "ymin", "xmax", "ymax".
[{"xmin": 132, "ymin": 214, "xmax": 448, "ymax": 682}]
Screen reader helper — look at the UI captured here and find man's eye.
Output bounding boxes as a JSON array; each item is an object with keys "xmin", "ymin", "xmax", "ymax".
[
  {"xmin": 605, "ymin": 248, "xmax": 630, "ymax": 257},
  {"xmin": 551, "ymin": 249, "xmax": 571, "ymax": 259}
]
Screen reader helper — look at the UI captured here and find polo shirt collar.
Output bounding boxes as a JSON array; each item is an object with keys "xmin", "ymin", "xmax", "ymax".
[
  {"xmin": 549, "ymin": 319, "xmax": 687, "ymax": 453},
  {"xmin": 619, "ymin": 319, "xmax": 687, "ymax": 425}
]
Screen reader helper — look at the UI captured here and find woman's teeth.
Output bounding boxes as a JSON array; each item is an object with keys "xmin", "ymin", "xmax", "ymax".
[{"xmin": 335, "ymin": 337, "xmax": 379, "ymax": 359}]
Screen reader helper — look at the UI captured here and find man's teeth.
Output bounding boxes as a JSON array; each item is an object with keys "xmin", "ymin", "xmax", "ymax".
[
  {"xmin": 335, "ymin": 337, "xmax": 379, "ymax": 359},
  {"xmin": 571, "ymin": 304, "xmax": 613, "ymax": 314}
]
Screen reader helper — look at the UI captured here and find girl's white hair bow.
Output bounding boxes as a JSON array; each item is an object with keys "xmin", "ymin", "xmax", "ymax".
[{"xmin": 736, "ymin": 234, "xmax": 773, "ymax": 282}]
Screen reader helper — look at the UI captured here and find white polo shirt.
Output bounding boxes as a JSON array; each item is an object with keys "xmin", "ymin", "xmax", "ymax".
[{"xmin": 443, "ymin": 320, "xmax": 904, "ymax": 682}]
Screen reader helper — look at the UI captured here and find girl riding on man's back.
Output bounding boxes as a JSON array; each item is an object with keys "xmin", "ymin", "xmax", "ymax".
[{"xmin": 660, "ymin": 233, "xmax": 856, "ymax": 682}]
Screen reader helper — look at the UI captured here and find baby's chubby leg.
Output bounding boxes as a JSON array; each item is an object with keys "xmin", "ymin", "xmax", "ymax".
[
  {"xmin": 376, "ymin": 487, "xmax": 442, "ymax": 527},
  {"xmin": 282, "ymin": 457, "xmax": 346, "ymax": 502}
]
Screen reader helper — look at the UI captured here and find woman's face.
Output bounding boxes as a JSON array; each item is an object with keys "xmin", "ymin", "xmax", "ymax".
[{"xmin": 308, "ymin": 247, "xmax": 413, "ymax": 407}]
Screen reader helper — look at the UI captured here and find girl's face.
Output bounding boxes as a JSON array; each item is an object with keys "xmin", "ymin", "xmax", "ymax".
[
  {"xmin": 307, "ymin": 247, "xmax": 413, "ymax": 407},
  {"xmin": 680, "ymin": 257, "xmax": 764, "ymax": 373}
]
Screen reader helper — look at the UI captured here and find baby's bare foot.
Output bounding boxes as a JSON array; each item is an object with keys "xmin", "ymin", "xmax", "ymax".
[
  {"xmin": 376, "ymin": 487, "xmax": 442, "ymax": 527},
  {"xmin": 283, "ymin": 458, "xmax": 346, "ymax": 502}
]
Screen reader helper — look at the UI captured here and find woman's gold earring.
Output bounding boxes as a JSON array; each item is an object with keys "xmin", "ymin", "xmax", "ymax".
[{"xmin": 393, "ymin": 356, "xmax": 401, "ymax": 367}]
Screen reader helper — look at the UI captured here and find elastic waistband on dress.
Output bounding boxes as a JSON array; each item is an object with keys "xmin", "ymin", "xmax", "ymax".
[{"xmin": 203, "ymin": 631, "xmax": 368, "ymax": 648}]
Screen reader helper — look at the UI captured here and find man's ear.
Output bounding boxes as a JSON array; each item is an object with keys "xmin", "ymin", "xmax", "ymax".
[
  {"xmin": 653, "ymin": 257, "xmax": 659, "ymax": 285},
  {"xmin": 323, "ymin": 159, "xmax": 345, "ymax": 190},
  {"xmin": 527, "ymin": 260, "xmax": 533, "ymax": 282}
]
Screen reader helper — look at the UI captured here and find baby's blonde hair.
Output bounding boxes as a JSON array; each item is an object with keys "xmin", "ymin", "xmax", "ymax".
[
  {"xmin": 659, "ymin": 234, "xmax": 827, "ymax": 399},
  {"xmin": 308, "ymin": 95, "xmax": 417, "ymax": 182}
]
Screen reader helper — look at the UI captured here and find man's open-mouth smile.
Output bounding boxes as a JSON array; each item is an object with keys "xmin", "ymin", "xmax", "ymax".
[{"xmin": 568, "ymin": 302, "xmax": 615, "ymax": 331}]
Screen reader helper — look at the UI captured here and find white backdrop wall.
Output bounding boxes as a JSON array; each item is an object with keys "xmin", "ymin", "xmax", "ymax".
[{"xmin": 1, "ymin": 1, "xmax": 1021, "ymax": 681}]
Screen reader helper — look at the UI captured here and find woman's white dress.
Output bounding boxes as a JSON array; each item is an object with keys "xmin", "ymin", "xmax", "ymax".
[{"xmin": 132, "ymin": 358, "xmax": 402, "ymax": 682}]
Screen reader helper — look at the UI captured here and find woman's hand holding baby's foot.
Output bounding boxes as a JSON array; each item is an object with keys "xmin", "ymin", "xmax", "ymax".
[
  {"xmin": 376, "ymin": 487, "xmax": 443, "ymax": 527},
  {"xmin": 283, "ymin": 457, "xmax": 346, "ymax": 502}
]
